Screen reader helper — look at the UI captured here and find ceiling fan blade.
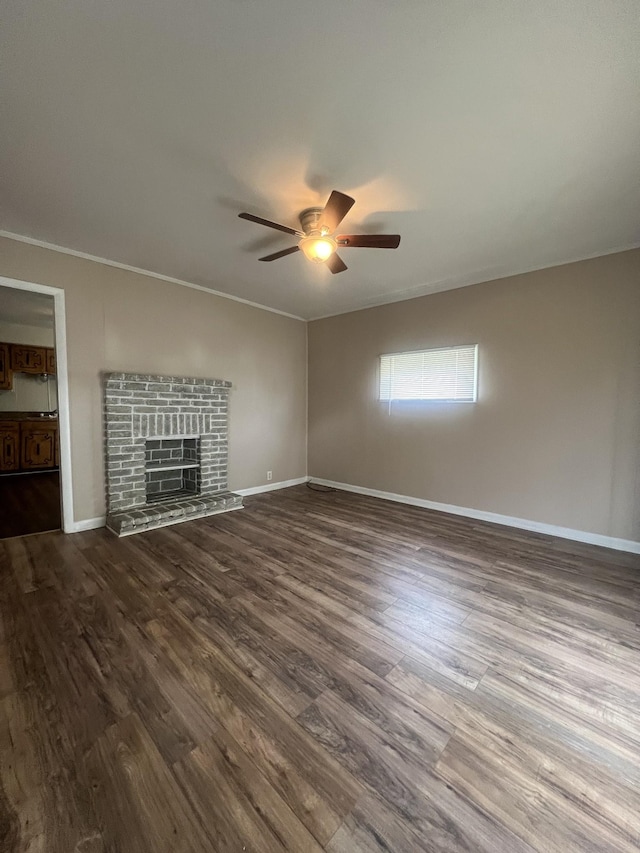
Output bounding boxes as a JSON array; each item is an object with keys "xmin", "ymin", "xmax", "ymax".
[
  {"xmin": 337, "ymin": 234, "xmax": 401, "ymax": 249},
  {"xmin": 239, "ymin": 212, "xmax": 304, "ymax": 238},
  {"xmin": 319, "ymin": 191, "xmax": 355, "ymax": 233},
  {"xmin": 259, "ymin": 246, "xmax": 300, "ymax": 262},
  {"xmin": 326, "ymin": 253, "xmax": 348, "ymax": 274}
]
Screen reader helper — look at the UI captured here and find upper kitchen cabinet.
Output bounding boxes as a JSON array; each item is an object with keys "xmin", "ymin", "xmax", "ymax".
[
  {"xmin": 0, "ymin": 343, "xmax": 55, "ymax": 391},
  {"xmin": 0, "ymin": 343, "xmax": 12, "ymax": 390},
  {"xmin": 10, "ymin": 345, "xmax": 47, "ymax": 374}
]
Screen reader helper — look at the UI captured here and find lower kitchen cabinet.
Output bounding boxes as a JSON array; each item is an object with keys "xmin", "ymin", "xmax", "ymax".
[
  {"xmin": 0, "ymin": 420, "xmax": 59, "ymax": 472},
  {"xmin": 20, "ymin": 421, "xmax": 58, "ymax": 470},
  {"xmin": 0, "ymin": 422, "xmax": 20, "ymax": 471}
]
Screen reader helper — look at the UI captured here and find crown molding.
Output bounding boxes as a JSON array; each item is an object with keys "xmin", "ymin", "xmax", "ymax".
[
  {"xmin": 3, "ymin": 229, "xmax": 638, "ymax": 324},
  {"xmin": 307, "ymin": 241, "xmax": 640, "ymax": 321},
  {"xmin": 0, "ymin": 230, "xmax": 305, "ymax": 322}
]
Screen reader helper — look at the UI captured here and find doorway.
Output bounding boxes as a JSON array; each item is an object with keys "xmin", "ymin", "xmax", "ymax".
[{"xmin": 0, "ymin": 278, "xmax": 73, "ymax": 537}]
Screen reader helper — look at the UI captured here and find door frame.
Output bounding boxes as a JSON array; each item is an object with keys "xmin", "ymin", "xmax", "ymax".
[{"xmin": 0, "ymin": 275, "xmax": 74, "ymax": 533}]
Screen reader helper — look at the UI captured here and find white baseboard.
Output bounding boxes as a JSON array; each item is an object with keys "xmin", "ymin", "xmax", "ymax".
[
  {"xmin": 64, "ymin": 476, "xmax": 309, "ymax": 532},
  {"xmin": 66, "ymin": 516, "xmax": 106, "ymax": 533},
  {"xmin": 235, "ymin": 476, "xmax": 309, "ymax": 497},
  {"xmin": 65, "ymin": 479, "xmax": 640, "ymax": 556},
  {"xmin": 310, "ymin": 478, "xmax": 640, "ymax": 555}
]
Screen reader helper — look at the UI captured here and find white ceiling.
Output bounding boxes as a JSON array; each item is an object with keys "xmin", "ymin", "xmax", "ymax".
[{"xmin": 1, "ymin": 1, "xmax": 639, "ymax": 320}]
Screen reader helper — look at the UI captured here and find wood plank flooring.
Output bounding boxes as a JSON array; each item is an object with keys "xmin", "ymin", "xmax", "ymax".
[
  {"xmin": 1, "ymin": 484, "xmax": 639, "ymax": 852},
  {"xmin": 0, "ymin": 471, "xmax": 61, "ymax": 539}
]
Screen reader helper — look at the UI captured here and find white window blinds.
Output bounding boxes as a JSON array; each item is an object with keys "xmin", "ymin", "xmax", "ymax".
[{"xmin": 379, "ymin": 344, "xmax": 478, "ymax": 402}]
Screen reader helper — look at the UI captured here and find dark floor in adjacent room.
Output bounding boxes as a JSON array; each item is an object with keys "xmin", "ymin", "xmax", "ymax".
[
  {"xmin": 0, "ymin": 485, "xmax": 639, "ymax": 852},
  {"xmin": 0, "ymin": 470, "xmax": 61, "ymax": 539}
]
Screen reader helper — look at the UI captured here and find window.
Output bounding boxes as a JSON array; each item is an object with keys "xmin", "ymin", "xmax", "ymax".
[{"xmin": 379, "ymin": 344, "xmax": 478, "ymax": 402}]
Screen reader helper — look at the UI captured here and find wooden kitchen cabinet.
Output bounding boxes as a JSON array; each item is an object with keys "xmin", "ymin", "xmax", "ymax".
[
  {"xmin": 45, "ymin": 348, "xmax": 56, "ymax": 374},
  {"xmin": 0, "ymin": 342, "xmax": 54, "ymax": 387},
  {"xmin": 0, "ymin": 343, "xmax": 12, "ymax": 390},
  {"xmin": 0, "ymin": 422, "xmax": 20, "ymax": 471},
  {"xmin": 20, "ymin": 421, "xmax": 59, "ymax": 470},
  {"xmin": 11, "ymin": 345, "xmax": 47, "ymax": 374}
]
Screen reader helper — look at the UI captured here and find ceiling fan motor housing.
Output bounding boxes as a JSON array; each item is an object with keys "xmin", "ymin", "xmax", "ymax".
[{"xmin": 299, "ymin": 207, "xmax": 327, "ymax": 236}]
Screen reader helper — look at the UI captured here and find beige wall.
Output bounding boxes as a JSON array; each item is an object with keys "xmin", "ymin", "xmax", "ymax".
[
  {"xmin": 0, "ymin": 320, "xmax": 54, "ymax": 347},
  {"xmin": 308, "ymin": 250, "xmax": 640, "ymax": 541},
  {"xmin": 2, "ymin": 235, "xmax": 638, "ymax": 541},
  {"xmin": 0, "ymin": 372, "xmax": 58, "ymax": 414},
  {"xmin": 0, "ymin": 236, "xmax": 307, "ymax": 523}
]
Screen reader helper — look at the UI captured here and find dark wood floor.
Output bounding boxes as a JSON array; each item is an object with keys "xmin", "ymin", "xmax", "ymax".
[
  {"xmin": 1, "ymin": 485, "xmax": 639, "ymax": 852},
  {"xmin": 0, "ymin": 471, "xmax": 61, "ymax": 538}
]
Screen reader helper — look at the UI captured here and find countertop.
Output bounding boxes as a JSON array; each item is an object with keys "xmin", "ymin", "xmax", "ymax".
[{"xmin": 0, "ymin": 412, "xmax": 58, "ymax": 421}]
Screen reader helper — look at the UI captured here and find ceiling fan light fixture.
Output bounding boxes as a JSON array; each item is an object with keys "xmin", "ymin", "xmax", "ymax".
[
  {"xmin": 299, "ymin": 234, "xmax": 337, "ymax": 263},
  {"xmin": 239, "ymin": 190, "xmax": 400, "ymax": 274}
]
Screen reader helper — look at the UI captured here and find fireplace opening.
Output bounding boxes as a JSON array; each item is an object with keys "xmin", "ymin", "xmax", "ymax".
[{"xmin": 144, "ymin": 437, "xmax": 200, "ymax": 503}]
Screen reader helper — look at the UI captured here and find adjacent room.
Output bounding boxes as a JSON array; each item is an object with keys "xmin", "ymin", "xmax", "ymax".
[
  {"xmin": 1, "ymin": 2, "xmax": 639, "ymax": 851},
  {"xmin": 0, "ymin": 287, "xmax": 61, "ymax": 538}
]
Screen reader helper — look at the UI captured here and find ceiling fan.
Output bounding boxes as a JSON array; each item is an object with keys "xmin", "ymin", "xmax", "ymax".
[{"xmin": 238, "ymin": 190, "xmax": 400, "ymax": 274}]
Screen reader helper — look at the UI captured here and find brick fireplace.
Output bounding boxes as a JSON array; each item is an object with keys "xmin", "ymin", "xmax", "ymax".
[{"xmin": 104, "ymin": 373, "xmax": 243, "ymax": 535}]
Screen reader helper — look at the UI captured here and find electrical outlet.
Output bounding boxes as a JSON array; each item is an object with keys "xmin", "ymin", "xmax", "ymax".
[{"xmin": 266, "ymin": 470, "xmax": 273, "ymax": 481}]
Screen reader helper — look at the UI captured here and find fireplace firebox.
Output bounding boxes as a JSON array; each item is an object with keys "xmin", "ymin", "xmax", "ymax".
[{"xmin": 144, "ymin": 437, "xmax": 200, "ymax": 501}]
